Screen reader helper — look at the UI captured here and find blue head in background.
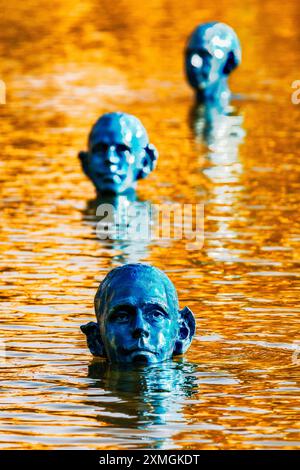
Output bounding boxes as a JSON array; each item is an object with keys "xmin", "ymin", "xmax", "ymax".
[
  {"xmin": 81, "ymin": 264, "xmax": 196, "ymax": 364},
  {"xmin": 185, "ymin": 22, "xmax": 241, "ymax": 107},
  {"xmin": 79, "ymin": 112, "xmax": 158, "ymax": 195}
]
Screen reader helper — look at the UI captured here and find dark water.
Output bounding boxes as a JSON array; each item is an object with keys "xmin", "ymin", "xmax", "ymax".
[{"xmin": 0, "ymin": 0, "xmax": 299, "ymax": 449}]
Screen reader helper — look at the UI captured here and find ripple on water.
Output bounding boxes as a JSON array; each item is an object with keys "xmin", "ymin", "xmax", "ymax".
[{"xmin": 0, "ymin": 0, "xmax": 300, "ymax": 451}]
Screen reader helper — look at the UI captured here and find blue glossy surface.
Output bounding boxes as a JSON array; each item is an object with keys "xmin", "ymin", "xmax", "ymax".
[
  {"xmin": 81, "ymin": 264, "xmax": 195, "ymax": 364},
  {"xmin": 185, "ymin": 22, "xmax": 241, "ymax": 108},
  {"xmin": 79, "ymin": 112, "xmax": 158, "ymax": 195}
]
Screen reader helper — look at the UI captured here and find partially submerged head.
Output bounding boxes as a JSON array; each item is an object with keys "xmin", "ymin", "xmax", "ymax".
[
  {"xmin": 81, "ymin": 263, "xmax": 195, "ymax": 364},
  {"xmin": 185, "ymin": 22, "xmax": 241, "ymax": 100},
  {"xmin": 79, "ymin": 112, "xmax": 158, "ymax": 195}
]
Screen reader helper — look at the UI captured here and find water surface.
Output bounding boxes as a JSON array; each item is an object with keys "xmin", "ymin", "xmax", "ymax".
[{"xmin": 0, "ymin": 0, "xmax": 299, "ymax": 449}]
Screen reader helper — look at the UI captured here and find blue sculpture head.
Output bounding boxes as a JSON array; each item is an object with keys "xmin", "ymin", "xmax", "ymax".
[
  {"xmin": 81, "ymin": 264, "xmax": 196, "ymax": 364},
  {"xmin": 185, "ymin": 22, "xmax": 241, "ymax": 104},
  {"xmin": 79, "ymin": 112, "xmax": 158, "ymax": 195}
]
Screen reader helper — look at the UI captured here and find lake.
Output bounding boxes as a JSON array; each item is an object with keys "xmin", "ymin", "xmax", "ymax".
[{"xmin": 0, "ymin": 0, "xmax": 299, "ymax": 449}]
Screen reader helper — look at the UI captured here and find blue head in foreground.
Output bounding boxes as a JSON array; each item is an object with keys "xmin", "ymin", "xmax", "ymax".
[
  {"xmin": 185, "ymin": 22, "xmax": 241, "ymax": 107},
  {"xmin": 79, "ymin": 112, "xmax": 158, "ymax": 196},
  {"xmin": 81, "ymin": 264, "xmax": 196, "ymax": 364}
]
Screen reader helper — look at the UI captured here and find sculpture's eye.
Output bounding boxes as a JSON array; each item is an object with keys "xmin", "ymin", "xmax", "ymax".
[
  {"xmin": 146, "ymin": 309, "xmax": 167, "ymax": 322},
  {"xmin": 116, "ymin": 144, "xmax": 130, "ymax": 154},
  {"xmin": 111, "ymin": 310, "xmax": 130, "ymax": 323},
  {"xmin": 153, "ymin": 311, "xmax": 164, "ymax": 319},
  {"xmin": 93, "ymin": 143, "xmax": 109, "ymax": 153},
  {"xmin": 190, "ymin": 53, "xmax": 203, "ymax": 68}
]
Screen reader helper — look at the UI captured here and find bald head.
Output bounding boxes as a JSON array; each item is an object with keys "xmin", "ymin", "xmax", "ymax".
[
  {"xmin": 94, "ymin": 263, "xmax": 179, "ymax": 322},
  {"xmin": 89, "ymin": 112, "xmax": 149, "ymax": 154},
  {"xmin": 187, "ymin": 22, "xmax": 241, "ymax": 64}
]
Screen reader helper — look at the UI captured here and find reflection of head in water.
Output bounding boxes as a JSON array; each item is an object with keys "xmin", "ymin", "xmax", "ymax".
[
  {"xmin": 190, "ymin": 88, "xmax": 246, "ymax": 268},
  {"xmin": 79, "ymin": 112, "xmax": 158, "ymax": 196},
  {"xmin": 81, "ymin": 264, "xmax": 196, "ymax": 364},
  {"xmin": 190, "ymin": 103, "xmax": 245, "ymax": 150},
  {"xmin": 185, "ymin": 22, "xmax": 241, "ymax": 108},
  {"xmin": 86, "ymin": 360, "xmax": 198, "ymax": 434},
  {"xmin": 82, "ymin": 191, "xmax": 152, "ymax": 264}
]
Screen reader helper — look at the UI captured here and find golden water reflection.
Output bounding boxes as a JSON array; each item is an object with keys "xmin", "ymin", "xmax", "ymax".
[{"xmin": 0, "ymin": 0, "xmax": 299, "ymax": 449}]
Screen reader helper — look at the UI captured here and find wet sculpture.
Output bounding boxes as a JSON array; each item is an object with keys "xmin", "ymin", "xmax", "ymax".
[
  {"xmin": 79, "ymin": 112, "xmax": 158, "ymax": 196},
  {"xmin": 81, "ymin": 263, "xmax": 196, "ymax": 364},
  {"xmin": 185, "ymin": 22, "xmax": 241, "ymax": 109}
]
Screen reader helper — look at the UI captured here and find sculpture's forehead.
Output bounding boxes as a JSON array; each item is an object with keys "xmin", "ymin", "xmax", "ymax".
[
  {"xmin": 188, "ymin": 23, "xmax": 235, "ymax": 55},
  {"xmin": 104, "ymin": 271, "xmax": 178, "ymax": 313},
  {"xmin": 90, "ymin": 113, "xmax": 149, "ymax": 150}
]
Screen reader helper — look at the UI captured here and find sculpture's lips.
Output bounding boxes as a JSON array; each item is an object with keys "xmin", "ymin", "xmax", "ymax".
[
  {"xmin": 124, "ymin": 347, "xmax": 157, "ymax": 356},
  {"xmin": 101, "ymin": 174, "xmax": 123, "ymax": 185}
]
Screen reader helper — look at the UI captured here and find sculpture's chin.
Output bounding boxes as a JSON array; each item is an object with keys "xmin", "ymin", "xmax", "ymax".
[
  {"xmin": 99, "ymin": 187, "xmax": 121, "ymax": 195},
  {"xmin": 98, "ymin": 183, "xmax": 123, "ymax": 194}
]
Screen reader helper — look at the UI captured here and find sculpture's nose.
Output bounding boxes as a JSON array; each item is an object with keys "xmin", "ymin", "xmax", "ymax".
[
  {"xmin": 104, "ymin": 146, "xmax": 119, "ymax": 166},
  {"xmin": 132, "ymin": 309, "xmax": 149, "ymax": 339}
]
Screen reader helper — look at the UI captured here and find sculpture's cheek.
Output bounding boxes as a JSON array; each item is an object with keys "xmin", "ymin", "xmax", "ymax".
[
  {"xmin": 101, "ymin": 326, "xmax": 121, "ymax": 360},
  {"xmin": 149, "ymin": 327, "xmax": 177, "ymax": 361}
]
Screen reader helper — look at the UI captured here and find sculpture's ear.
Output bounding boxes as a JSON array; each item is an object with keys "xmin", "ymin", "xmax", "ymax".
[
  {"xmin": 173, "ymin": 307, "xmax": 196, "ymax": 356},
  {"xmin": 137, "ymin": 144, "xmax": 158, "ymax": 180},
  {"xmin": 78, "ymin": 151, "xmax": 90, "ymax": 176},
  {"xmin": 80, "ymin": 321, "xmax": 106, "ymax": 357},
  {"xmin": 223, "ymin": 48, "xmax": 241, "ymax": 75}
]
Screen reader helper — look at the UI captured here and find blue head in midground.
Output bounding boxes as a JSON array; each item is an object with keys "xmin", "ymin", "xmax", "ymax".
[
  {"xmin": 185, "ymin": 22, "xmax": 241, "ymax": 106},
  {"xmin": 79, "ymin": 112, "xmax": 158, "ymax": 195},
  {"xmin": 81, "ymin": 264, "xmax": 196, "ymax": 364}
]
